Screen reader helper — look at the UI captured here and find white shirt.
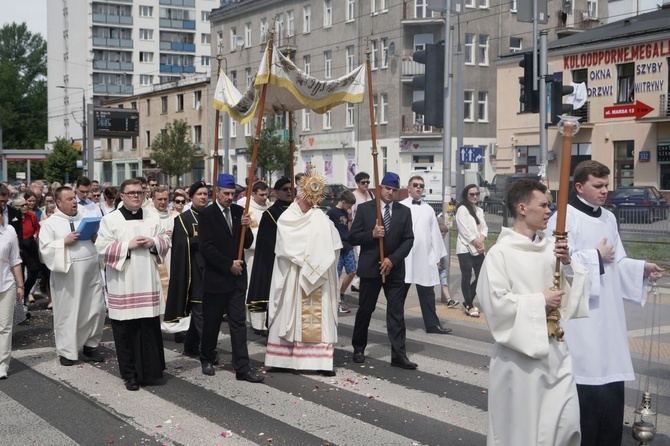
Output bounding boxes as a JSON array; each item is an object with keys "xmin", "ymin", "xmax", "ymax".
[
  {"xmin": 0, "ymin": 225, "xmax": 22, "ymax": 293},
  {"xmin": 77, "ymin": 198, "xmax": 102, "ymax": 218}
]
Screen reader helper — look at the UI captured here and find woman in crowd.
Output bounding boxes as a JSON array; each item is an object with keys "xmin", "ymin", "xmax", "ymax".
[
  {"xmin": 455, "ymin": 184, "xmax": 488, "ymax": 318},
  {"xmin": 24, "ymin": 191, "xmax": 41, "ymax": 220},
  {"xmin": 39, "ymin": 193, "xmax": 55, "ymax": 221},
  {"xmin": 101, "ymin": 186, "xmax": 117, "ymax": 216},
  {"xmin": 0, "ymin": 214, "xmax": 24, "ymax": 379},
  {"xmin": 14, "ymin": 198, "xmax": 41, "ymax": 305},
  {"xmin": 171, "ymin": 189, "xmax": 187, "ymax": 216}
]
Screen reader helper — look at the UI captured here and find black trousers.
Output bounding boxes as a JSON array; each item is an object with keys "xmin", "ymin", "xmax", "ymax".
[
  {"xmin": 184, "ymin": 302, "xmax": 203, "ymax": 354},
  {"xmin": 404, "ymin": 283, "xmax": 440, "ymax": 330},
  {"xmin": 457, "ymin": 253, "xmax": 485, "ymax": 309},
  {"xmin": 577, "ymin": 381, "xmax": 625, "ymax": 446},
  {"xmin": 352, "ymin": 277, "xmax": 408, "ymax": 360},
  {"xmin": 110, "ymin": 317, "xmax": 165, "ymax": 383},
  {"xmin": 199, "ymin": 288, "xmax": 250, "ymax": 374}
]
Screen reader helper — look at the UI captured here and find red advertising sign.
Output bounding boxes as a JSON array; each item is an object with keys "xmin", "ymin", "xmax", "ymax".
[{"xmin": 603, "ymin": 100, "xmax": 654, "ymax": 119}]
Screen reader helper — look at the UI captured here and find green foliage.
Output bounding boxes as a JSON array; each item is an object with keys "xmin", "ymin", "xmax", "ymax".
[
  {"xmin": 44, "ymin": 137, "xmax": 82, "ymax": 183},
  {"xmin": 150, "ymin": 119, "xmax": 200, "ymax": 179},
  {"xmin": 0, "ymin": 22, "xmax": 47, "ymax": 152},
  {"xmin": 245, "ymin": 117, "xmax": 293, "ymax": 179}
]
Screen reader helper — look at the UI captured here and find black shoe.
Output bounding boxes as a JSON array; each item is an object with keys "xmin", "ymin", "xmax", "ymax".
[
  {"xmin": 125, "ymin": 378, "xmax": 139, "ymax": 391},
  {"xmin": 391, "ymin": 357, "xmax": 418, "ymax": 370},
  {"xmin": 320, "ymin": 369, "xmax": 337, "ymax": 377},
  {"xmin": 183, "ymin": 349, "xmax": 199, "ymax": 358},
  {"xmin": 201, "ymin": 362, "xmax": 215, "ymax": 376},
  {"xmin": 59, "ymin": 356, "xmax": 75, "ymax": 366},
  {"xmin": 426, "ymin": 326, "xmax": 453, "ymax": 335},
  {"xmin": 352, "ymin": 350, "xmax": 365, "ymax": 363},
  {"xmin": 174, "ymin": 332, "xmax": 186, "ymax": 343},
  {"xmin": 236, "ymin": 369, "xmax": 265, "ymax": 383},
  {"xmin": 351, "ymin": 285, "xmax": 360, "ymax": 292},
  {"xmin": 82, "ymin": 346, "xmax": 105, "ymax": 362}
]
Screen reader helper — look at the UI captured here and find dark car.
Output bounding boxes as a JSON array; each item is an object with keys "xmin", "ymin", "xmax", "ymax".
[
  {"xmin": 607, "ymin": 186, "xmax": 669, "ymax": 223},
  {"xmin": 319, "ymin": 184, "xmax": 350, "ymax": 210}
]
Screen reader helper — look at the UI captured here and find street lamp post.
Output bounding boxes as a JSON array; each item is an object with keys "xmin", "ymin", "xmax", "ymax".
[{"xmin": 57, "ymin": 85, "xmax": 87, "ymax": 177}]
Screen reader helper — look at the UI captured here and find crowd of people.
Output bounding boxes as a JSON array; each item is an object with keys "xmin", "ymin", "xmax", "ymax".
[{"xmin": 0, "ymin": 163, "xmax": 664, "ymax": 445}]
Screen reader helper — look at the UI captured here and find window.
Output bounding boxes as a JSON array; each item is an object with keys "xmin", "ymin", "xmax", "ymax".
[
  {"xmin": 230, "ymin": 70, "xmax": 237, "ymax": 87},
  {"xmin": 477, "ymin": 91, "xmax": 488, "ymax": 122},
  {"xmin": 346, "ymin": 103, "xmax": 355, "ymax": 127},
  {"xmin": 139, "ymin": 51, "xmax": 153, "ymax": 63},
  {"xmin": 302, "ymin": 109, "xmax": 311, "ymax": 131},
  {"xmin": 230, "ymin": 27, "xmax": 237, "ymax": 50},
  {"xmin": 139, "ymin": 29, "xmax": 153, "ymax": 40},
  {"xmin": 244, "ymin": 23, "xmax": 252, "ymax": 48},
  {"xmin": 139, "ymin": 5, "xmax": 153, "ymax": 17},
  {"xmin": 370, "ymin": 40, "xmax": 378, "ymax": 70},
  {"xmin": 146, "ymin": 131, "xmax": 151, "ymax": 148},
  {"xmin": 381, "ymin": 38, "xmax": 389, "ymax": 69},
  {"xmin": 324, "ymin": 51, "xmax": 332, "ymax": 78},
  {"xmin": 245, "ymin": 67, "xmax": 252, "ymax": 87},
  {"xmin": 131, "ymin": 101, "xmax": 137, "ymax": 110},
  {"xmin": 119, "ymin": 138, "xmax": 124, "ymax": 151},
  {"xmin": 464, "ymin": 90, "xmax": 474, "ymax": 121},
  {"xmin": 201, "ymin": 33, "xmax": 210, "ymax": 45},
  {"xmin": 201, "ymin": 56, "xmax": 210, "ymax": 66},
  {"xmin": 372, "ymin": 0, "xmax": 387, "ymax": 13},
  {"xmin": 465, "ymin": 0, "xmax": 475, "ymax": 7},
  {"xmin": 464, "ymin": 33, "xmax": 474, "ymax": 64},
  {"xmin": 275, "ymin": 14, "xmax": 284, "ymax": 46},
  {"xmin": 201, "ymin": 10, "xmax": 210, "ymax": 21},
  {"xmin": 586, "ymin": 0, "xmax": 598, "ymax": 19},
  {"xmin": 303, "ymin": 5, "xmax": 311, "ymax": 33},
  {"xmin": 323, "ymin": 110, "xmax": 332, "ymax": 129},
  {"xmin": 230, "ymin": 116, "xmax": 236, "ymax": 137},
  {"xmin": 244, "ymin": 122, "xmax": 251, "ymax": 137},
  {"xmin": 260, "ymin": 18, "xmax": 268, "ymax": 43},
  {"xmin": 176, "ymin": 94, "xmax": 184, "ymax": 112},
  {"xmin": 380, "ymin": 93, "xmax": 388, "ymax": 124},
  {"xmin": 478, "ymin": 34, "xmax": 489, "ymax": 65},
  {"xmin": 347, "ymin": 0, "xmax": 355, "ymax": 22},
  {"xmin": 140, "ymin": 74, "xmax": 152, "ymax": 86},
  {"xmin": 286, "ymin": 10, "xmax": 294, "ymax": 37},
  {"xmin": 570, "ymin": 143, "xmax": 592, "ymax": 178},
  {"xmin": 515, "ymin": 146, "xmax": 541, "ymax": 174},
  {"xmin": 346, "ymin": 46, "xmax": 355, "ymax": 72},
  {"xmin": 509, "ymin": 37, "xmax": 522, "ymax": 53},
  {"xmin": 324, "ymin": 0, "xmax": 332, "ymax": 28},
  {"xmin": 373, "ymin": 94, "xmax": 378, "ymax": 124},
  {"xmin": 304, "ymin": 55, "xmax": 311, "ymax": 75},
  {"xmin": 478, "ymin": 0, "xmax": 489, "ymax": 8},
  {"xmin": 381, "ymin": 146, "xmax": 387, "ymax": 175},
  {"xmin": 616, "ymin": 62, "xmax": 634, "ymax": 103},
  {"xmin": 614, "ymin": 141, "xmax": 634, "ymax": 187},
  {"xmin": 415, "ymin": 0, "xmax": 428, "ymax": 18},
  {"xmin": 161, "ymin": 96, "xmax": 168, "ymax": 114},
  {"xmin": 145, "ymin": 98, "xmax": 150, "ymax": 116}
]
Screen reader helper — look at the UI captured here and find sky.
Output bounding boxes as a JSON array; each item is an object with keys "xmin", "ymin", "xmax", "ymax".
[{"xmin": 1, "ymin": 0, "xmax": 48, "ymax": 38}]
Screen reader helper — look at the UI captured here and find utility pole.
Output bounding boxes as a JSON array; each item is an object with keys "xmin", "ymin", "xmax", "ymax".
[
  {"xmin": 442, "ymin": 0, "xmax": 454, "ymax": 292},
  {"xmin": 539, "ymin": 30, "xmax": 548, "ymax": 176}
]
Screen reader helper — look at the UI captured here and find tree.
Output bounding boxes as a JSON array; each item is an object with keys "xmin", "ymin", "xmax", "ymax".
[
  {"xmin": 0, "ymin": 23, "xmax": 47, "ymax": 153},
  {"xmin": 44, "ymin": 137, "xmax": 82, "ymax": 183},
  {"xmin": 150, "ymin": 119, "xmax": 200, "ymax": 182},
  {"xmin": 245, "ymin": 117, "xmax": 292, "ymax": 180}
]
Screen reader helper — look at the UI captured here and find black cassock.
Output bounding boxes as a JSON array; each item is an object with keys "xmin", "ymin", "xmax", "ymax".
[
  {"xmin": 246, "ymin": 199, "xmax": 292, "ymax": 313},
  {"xmin": 164, "ymin": 208, "xmax": 204, "ymax": 322}
]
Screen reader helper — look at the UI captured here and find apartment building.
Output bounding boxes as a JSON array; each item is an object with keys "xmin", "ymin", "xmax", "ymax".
[{"xmin": 47, "ymin": 0, "xmax": 219, "ymax": 177}]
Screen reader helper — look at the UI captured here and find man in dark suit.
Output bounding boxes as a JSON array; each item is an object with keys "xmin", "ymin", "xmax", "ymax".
[
  {"xmin": 0, "ymin": 186, "xmax": 22, "ymax": 240},
  {"xmin": 198, "ymin": 173, "xmax": 264, "ymax": 383},
  {"xmin": 349, "ymin": 172, "xmax": 416, "ymax": 369}
]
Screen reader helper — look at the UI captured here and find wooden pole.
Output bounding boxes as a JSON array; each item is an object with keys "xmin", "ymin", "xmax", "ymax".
[
  {"xmin": 212, "ymin": 46, "xmax": 224, "ymax": 198},
  {"xmin": 237, "ymin": 40, "xmax": 273, "ymax": 260},
  {"xmin": 288, "ymin": 111, "xmax": 295, "ymax": 197},
  {"xmin": 365, "ymin": 41, "xmax": 385, "ymax": 281}
]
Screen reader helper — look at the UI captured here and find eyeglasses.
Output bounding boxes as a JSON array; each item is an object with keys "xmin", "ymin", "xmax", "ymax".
[
  {"xmin": 359, "ymin": 180, "xmax": 370, "ymax": 185},
  {"xmin": 280, "ymin": 187, "xmax": 292, "ymax": 192},
  {"xmin": 469, "ymin": 192, "xmax": 481, "ymax": 197},
  {"xmin": 149, "ymin": 183, "xmax": 158, "ymax": 187},
  {"xmin": 411, "ymin": 183, "xmax": 425, "ymax": 189},
  {"xmin": 174, "ymin": 199, "xmax": 185, "ymax": 204},
  {"xmin": 92, "ymin": 194, "xmax": 101, "ymax": 197},
  {"xmin": 122, "ymin": 191, "xmax": 144, "ymax": 197},
  {"xmin": 19, "ymin": 204, "xmax": 28, "ymax": 207}
]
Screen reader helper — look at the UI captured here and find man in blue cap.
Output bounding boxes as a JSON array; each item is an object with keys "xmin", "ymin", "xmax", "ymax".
[
  {"xmin": 197, "ymin": 173, "xmax": 264, "ymax": 382},
  {"xmin": 349, "ymin": 172, "xmax": 416, "ymax": 369}
]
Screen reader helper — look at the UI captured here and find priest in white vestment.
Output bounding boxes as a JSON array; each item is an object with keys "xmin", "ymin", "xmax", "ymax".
[
  {"xmin": 39, "ymin": 187, "xmax": 106, "ymax": 366},
  {"xmin": 546, "ymin": 160, "xmax": 663, "ymax": 444},
  {"xmin": 477, "ymin": 179, "xmax": 591, "ymax": 446},
  {"xmin": 96, "ymin": 179, "xmax": 171, "ymax": 391},
  {"xmin": 237, "ymin": 181, "xmax": 271, "ymax": 332},
  {"xmin": 265, "ymin": 175, "xmax": 342, "ymax": 374}
]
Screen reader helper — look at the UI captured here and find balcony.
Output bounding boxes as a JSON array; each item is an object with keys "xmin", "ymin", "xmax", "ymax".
[
  {"xmin": 159, "ymin": 41, "xmax": 196, "ymax": 52},
  {"xmin": 93, "ymin": 60, "xmax": 134, "ymax": 71},
  {"xmin": 160, "ymin": 0, "xmax": 196, "ymax": 6},
  {"xmin": 400, "ymin": 59, "xmax": 425, "ymax": 81},
  {"xmin": 159, "ymin": 19, "xmax": 196, "ymax": 29},
  {"xmin": 93, "ymin": 84, "xmax": 134, "ymax": 95},
  {"xmin": 571, "ymin": 101, "xmax": 590, "ymax": 122},
  {"xmin": 160, "ymin": 64, "xmax": 196, "ymax": 73},
  {"xmin": 92, "ymin": 14, "xmax": 133, "ymax": 26},
  {"xmin": 92, "ymin": 37, "xmax": 133, "ymax": 48},
  {"xmin": 556, "ymin": 9, "xmax": 599, "ymax": 36}
]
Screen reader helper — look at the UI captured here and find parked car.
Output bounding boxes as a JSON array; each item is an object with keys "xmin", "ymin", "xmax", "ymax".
[
  {"xmin": 482, "ymin": 173, "xmax": 541, "ymax": 210},
  {"xmin": 606, "ymin": 186, "xmax": 669, "ymax": 223}
]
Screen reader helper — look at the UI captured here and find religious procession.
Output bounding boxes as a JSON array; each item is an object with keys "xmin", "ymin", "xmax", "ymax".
[{"xmin": 1, "ymin": 35, "xmax": 666, "ymax": 446}]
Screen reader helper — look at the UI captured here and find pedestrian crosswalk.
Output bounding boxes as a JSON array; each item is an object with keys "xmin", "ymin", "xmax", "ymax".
[{"xmin": 2, "ymin": 308, "xmax": 669, "ymax": 445}]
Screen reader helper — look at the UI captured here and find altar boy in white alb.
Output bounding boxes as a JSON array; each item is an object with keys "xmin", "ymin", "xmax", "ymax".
[
  {"xmin": 547, "ymin": 160, "xmax": 664, "ymax": 445},
  {"xmin": 39, "ymin": 187, "xmax": 106, "ymax": 366},
  {"xmin": 477, "ymin": 179, "xmax": 591, "ymax": 446}
]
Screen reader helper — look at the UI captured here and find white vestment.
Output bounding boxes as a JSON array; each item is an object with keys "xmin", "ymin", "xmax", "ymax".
[
  {"xmin": 477, "ymin": 228, "xmax": 591, "ymax": 446},
  {"xmin": 238, "ymin": 196, "xmax": 271, "ymax": 330},
  {"xmin": 265, "ymin": 202, "xmax": 342, "ymax": 371},
  {"xmin": 547, "ymin": 204, "xmax": 646, "ymax": 385},
  {"xmin": 77, "ymin": 199, "xmax": 102, "ymax": 218},
  {"xmin": 39, "ymin": 209, "xmax": 106, "ymax": 361},
  {"xmin": 95, "ymin": 209, "xmax": 170, "ymax": 321},
  {"xmin": 401, "ymin": 198, "xmax": 447, "ymax": 286}
]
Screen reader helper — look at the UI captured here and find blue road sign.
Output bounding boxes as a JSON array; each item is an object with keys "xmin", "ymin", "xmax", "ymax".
[{"xmin": 459, "ymin": 146, "xmax": 484, "ymax": 164}]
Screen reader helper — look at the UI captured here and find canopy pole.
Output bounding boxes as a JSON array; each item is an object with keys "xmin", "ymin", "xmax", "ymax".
[{"xmin": 212, "ymin": 46, "xmax": 223, "ymax": 198}]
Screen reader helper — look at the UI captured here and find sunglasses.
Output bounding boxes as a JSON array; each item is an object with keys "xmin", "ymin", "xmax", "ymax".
[
  {"xmin": 411, "ymin": 183, "xmax": 425, "ymax": 189},
  {"xmin": 359, "ymin": 180, "xmax": 370, "ymax": 185},
  {"xmin": 469, "ymin": 192, "xmax": 481, "ymax": 197},
  {"xmin": 93, "ymin": 194, "xmax": 101, "ymax": 197},
  {"xmin": 174, "ymin": 199, "xmax": 185, "ymax": 204}
]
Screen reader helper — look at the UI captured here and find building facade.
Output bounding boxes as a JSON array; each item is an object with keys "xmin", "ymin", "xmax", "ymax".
[
  {"xmin": 47, "ymin": 0, "xmax": 219, "ymax": 177},
  {"xmin": 496, "ymin": 7, "xmax": 670, "ymax": 191}
]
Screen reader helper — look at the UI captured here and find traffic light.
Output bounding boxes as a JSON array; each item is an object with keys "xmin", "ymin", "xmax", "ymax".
[
  {"xmin": 548, "ymin": 72, "xmax": 574, "ymax": 124},
  {"xmin": 519, "ymin": 52, "xmax": 539, "ymax": 113},
  {"xmin": 411, "ymin": 43, "xmax": 445, "ymax": 128}
]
